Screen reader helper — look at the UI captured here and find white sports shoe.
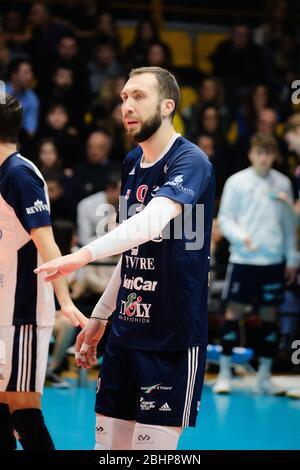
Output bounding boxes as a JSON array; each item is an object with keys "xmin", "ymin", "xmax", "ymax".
[
  {"xmin": 286, "ymin": 388, "xmax": 300, "ymax": 399},
  {"xmin": 253, "ymin": 378, "xmax": 286, "ymax": 396},
  {"xmin": 213, "ymin": 375, "xmax": 231, "ymax": 394}
]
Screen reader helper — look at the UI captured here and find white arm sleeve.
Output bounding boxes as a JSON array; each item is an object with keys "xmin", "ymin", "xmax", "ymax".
[
  {"xmin": 91, "ymin": 257, "xmax": 122, "ymax": 320},
  {"xmin": 86, "ymin": 197, "xmax": 182, "ymax": 261}
]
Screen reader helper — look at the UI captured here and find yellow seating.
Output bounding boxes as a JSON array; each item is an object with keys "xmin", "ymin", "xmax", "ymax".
[
  {"xmin": 195, "ymin": 32, "xmax": 229, "ymax": 73},
  {"xmin": 160, "ymin": 30, "xmax": 193, "ymax": 67},
  {"xmin": 119, "ymin": 25, "xmax": 136, "ymax": 50},
  {"xmin": 179, "ymin": 86, "xmax": 198, "ymax": 113}
]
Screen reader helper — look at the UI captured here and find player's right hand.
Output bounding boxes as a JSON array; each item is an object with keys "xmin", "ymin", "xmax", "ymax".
[
  {"xmin": 75, "ymin": 319, "xmax": 107, "ymax": 368},
  {"xmin": 34, "ymin": 247, "xmax": 92, "ymax": 281},
  {"xmin": 243, "ymin": 237, "xmax": 257, "ymax": 252}
]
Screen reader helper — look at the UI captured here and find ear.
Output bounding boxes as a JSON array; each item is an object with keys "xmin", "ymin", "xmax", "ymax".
[{"xmin": 162, "ymin": 99, "xmax": 175, "ymax": 118}]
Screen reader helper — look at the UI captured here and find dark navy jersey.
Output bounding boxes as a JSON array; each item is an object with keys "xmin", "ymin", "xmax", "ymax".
[
  {"xmin": 0, "ymin": 152, "xmax": 55, "ymax": 326},
  {"xmin": 109, "ymin": 136, "xmax": 215, "ymax": 351}
]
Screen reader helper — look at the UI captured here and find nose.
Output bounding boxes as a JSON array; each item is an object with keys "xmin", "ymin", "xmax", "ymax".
[{"xmin": 122, "ymin": 97, "xmax": 135, "ymax": 115}]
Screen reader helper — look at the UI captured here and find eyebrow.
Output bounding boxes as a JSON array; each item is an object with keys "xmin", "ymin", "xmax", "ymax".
[{"xmin": 120, "ymin": 88, "xmax": 147, "ymax": 97}]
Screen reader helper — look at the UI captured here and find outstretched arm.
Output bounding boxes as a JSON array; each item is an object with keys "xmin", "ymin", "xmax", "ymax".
[{"xmin": 34, "ymin": 197, "xmax": 181, "ymax": 281}]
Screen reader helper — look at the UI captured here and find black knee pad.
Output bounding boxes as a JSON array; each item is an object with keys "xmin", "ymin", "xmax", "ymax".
[
  {"xmin": 11, "ymin": 408, "xmax": 55, "ymax": 450},
  {"xmin": 259, "ymin": 321, "xmax": 279, "ymax": 358},
  {"xmin": 0, "ymin": 403, "xmax": 16, "ymax": 450},
  {"xmin": 221, "ymin": 320, "xmax": 240, "ymax": 355}
]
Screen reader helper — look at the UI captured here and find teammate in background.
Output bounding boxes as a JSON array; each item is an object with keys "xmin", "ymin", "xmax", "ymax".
[
  {"xmin": 35, "ymin": 67, "xmax": 215, "ymax": 450},
  {"xmin": 214, "ymin": 133, "xmax": 298, "ymax": 395},
  {"xmin": 0, "ymin": 94, "xmax": 86, "ymax": 450}
]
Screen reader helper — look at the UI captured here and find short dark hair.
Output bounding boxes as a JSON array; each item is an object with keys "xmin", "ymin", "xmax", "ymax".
[
  {"xmin": 8, "ymin": 59, "xmax": 30, "ymax": 78},
  {"xmin": 0, "ymin": 94, "xmax": 23, "ymax": 143},
  {"xmin": 129, "ymin": 66, "xmax": 180, "ymax": 120},
  {"xmin": 250, "ymin": 133, "xmax": 279, "ymax": 155}
]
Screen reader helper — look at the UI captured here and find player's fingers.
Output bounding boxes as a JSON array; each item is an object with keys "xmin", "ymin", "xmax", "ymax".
[
  {"xmin": 34, "ymin": 262, "xmax": 57, "ymax": 274},
  {"xmin": 44, "ymin": 271, "xmax": 63, "ymax": 281}
]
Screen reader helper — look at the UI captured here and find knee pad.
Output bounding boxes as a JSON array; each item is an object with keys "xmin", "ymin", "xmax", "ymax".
[
  {"xmin": 95, "ymin": 415, "xmax": 135, "ymax": 450},
  {"xmin": 259, "ymin": 322, "xmax": 279, "ymax": 358},
  {"xmin": 131, "ymin": 423, "xmax": 180, "ymax": 450},
  {"xmin": 221, "ymin": 320, "xmax": 240, "ymax": 355}
]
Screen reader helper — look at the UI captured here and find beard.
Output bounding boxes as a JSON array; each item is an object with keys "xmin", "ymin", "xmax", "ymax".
[{"xmin": 127, "ymin": 106, "xmax": 162, "ymax": 143}]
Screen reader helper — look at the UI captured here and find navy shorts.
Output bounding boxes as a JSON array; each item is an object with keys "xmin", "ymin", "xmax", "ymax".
[
  {"xmin": 95, "ymin": 342, "xmax": 206, "ymax": 427},
  {"xmin": 222, "ymin": 263, "xmax": 285, "ymax": 306}
]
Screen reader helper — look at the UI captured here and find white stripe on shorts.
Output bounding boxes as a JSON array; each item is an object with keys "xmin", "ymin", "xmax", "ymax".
[{"xmin": 182, "ymin": 346, "xmax": 199, "ymax": 427}]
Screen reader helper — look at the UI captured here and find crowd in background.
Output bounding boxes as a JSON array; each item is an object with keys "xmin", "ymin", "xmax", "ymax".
[{"xmin": 1, "ymin": 0, "xmax": 300, "ymax": 378}]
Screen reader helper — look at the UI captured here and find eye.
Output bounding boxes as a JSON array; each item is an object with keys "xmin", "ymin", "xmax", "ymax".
[{"xmin": 136, "ymin": 94, "xmax": 143, "ymax": 100}]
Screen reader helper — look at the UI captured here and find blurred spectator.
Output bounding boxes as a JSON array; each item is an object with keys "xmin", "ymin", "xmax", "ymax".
[
  {"xmin": 41, "ymin": 64, "xmax": 86, "ymax": 128},
  {"xmin": 27, "ymin": 2, "xmax": 72, "ymax": 91},
  {"xmin": 77, "ymin": 171, "xmax": 121, "ymax": 246},
  {"xmin": 102, "ymin": 100, "xmax": 132, "ymax": 163},
  {"xmin": 232, "ymin": 107, "xmax": 288, "ymax": 173},
  {"xmin": 254, "ymin": 1, "xmax": 290, "ymax": 46},
  {"xmin": 215, "ymin": 132, "xmax": 298, "ymax": 395},
  {"xmin": 44, "ymin": 171, "xmax": 76, "ymax": 224},
  {"xmin": 189, "ymin": 105, "xmax": 227, "ymax": 147},
  {"xmin": 36, "ymin": 137, "xmax": 63, "ymax": 173},
  {"xmin": 95, "ymin": 10, "xmax": 120, "ymax": 53},
  {"xmin": 6, "ymin": 59, "xmax": 39, "ymax": 137},
  {"xmin": 54, "ymin": 34, "xmax": 89, "ymax": 97},
  {"xmin": 89, "ymin": 74, "xmax": 126, "ymax": 124},
  {"xmin": 37, "ymin": 103, "xmax": 81, "ymax": 168},
  {"xmin": 35, "ymin": 137, "xmax": 75, "ymax": 195},
  {"xmin": 211, "ymin": 23, "xmax": 266, "ymax": 99},
  {"xmin": 124, "ymin": 19, "xmax": 160, "ymax": 68},
  {"xmin": 88, "ymin": 39, "xmax": 124, "ymax": 96},
  {"xmin": 73, "ymin": 172, "xmax": 121, "ymax": 306},
  {"xmin": 0, "ymin": 9, "xmax": 30, "ymax": 61},
  {"xmin": 0, "ymin": 37, "xmax": 10, "ymax": 78},
  {"xmin": 235, "ymin": 84, "xmax": 272, "ymax": 139},
  {"xmin": 146, "ymin": 41, "xmax": 172, "ymax": 69},
  {"xmin": 73, "ymin": 130, "xmax": 115, "ymax": 200},
  {"xmin": 183, "ymin": 77, "xmax": 229, "ymax": 137},
  {"xmin": 196, "ymin": 134, "xmax": 231, "ymax": 200},
  {"xmin": 71, "ymin": 0, "xmax": 99, "ymax": 38}
]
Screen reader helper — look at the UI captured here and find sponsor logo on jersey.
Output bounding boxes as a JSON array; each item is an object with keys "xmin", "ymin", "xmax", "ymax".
[
  {"xmin": 130, "ymin": 246, "xmax": 139, "ymax": 256},
  {"xmin": 119, "ymin": 293, "xmax": 151, "ymax": 323},
  {"xmin": 164, "ymin": 164, "xmax": 169, "ymax": 174},
  {"xmin": 123, "ymin": 274, "xmax": 158, "ymax": 292},
  {"xmin": 26, "ymin": 199, "xmax": 49, "ymax": 215},
  {"xmin": 124, "ymin": 255, "xmax": 155, "ymax": 270},
  {"xmin": 159, "ymin": 402, "xmax": 171, "ymax": 411},
  {"xmin": 140, "ymin": 397, "xmax": 156, "ymax": 410},
  {"xmin": 151, "ymin": 185, "xmax": 160, "ymax": 197},
  {"xmin": 164, "ymin": 174, "xmax": 195, "ymax": 197},
  {"xmin": 141, "ymin": 384, "xmax": 173, "ymax": 394},
  {"xmin": 136, "ymin": 185, "xmax": 148, "ymax": 203}
]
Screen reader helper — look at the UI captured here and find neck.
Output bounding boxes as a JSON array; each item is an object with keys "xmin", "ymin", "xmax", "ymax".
[
  {"xmin": 10, "ymin": 81, "xmax": 21, "ymax": 93},
  {"xmin": 139, "ymin": 120, "xmax": 177, "ymax": 164},
  {"xmin": 252, "ymin": 166, "xmax": 270, "ymax": 177},
  {"xmin": 0, "ymin": 143, "xmax": 17, "ymax": 166}
]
